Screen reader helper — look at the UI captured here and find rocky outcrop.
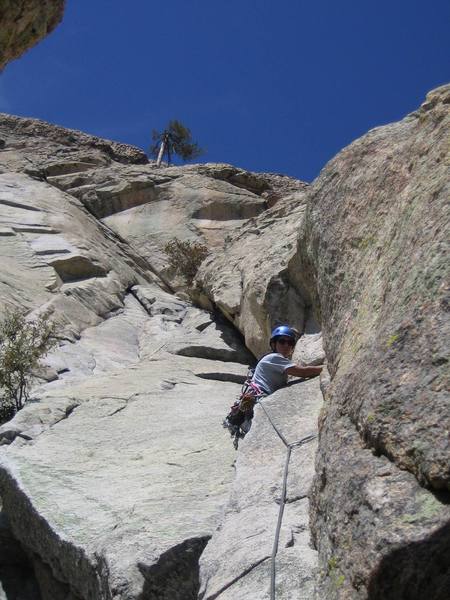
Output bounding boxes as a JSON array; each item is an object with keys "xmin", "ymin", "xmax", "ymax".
[
  {"xmin": 0, "ymin": 124, "xmax": 262, "ymax": 597},
  {"xmin": 195, "ymin": 189, "xmax": 324, "ymax": 361},
  {"xmin": 294, "ymin": 84, "xmax": 450, "ymax": 599},
  {"xmin": 0, "ymin": 113, "xmax": 148, "ymax": 170},
  {"xmin": 0, "ymin": 0, "xmax": 65, "ymax": 70},
  {"xmin": 0, "ymin": 114, "xmax": 306, "ymax": 289},
  {"xmin": 194, "ymin": 86, "xmax": 449, "ymax": 599},
  {"xmin": 0, "ymin": 171, "xmax": 162, "ymax": 340},
  {"xmin": 191, "ymin": 164, "xmax": 308, "ymax": 207},
  {"xmin": 197, "ymin": 192, "xmax": 305, "ymax": 355},
  {"xmin": 0, "ymin": 114, "xmax": 315, "ymax": 599}
]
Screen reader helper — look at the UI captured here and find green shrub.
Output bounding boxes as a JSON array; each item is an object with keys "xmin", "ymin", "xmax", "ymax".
[
  {"xmin": 164, "ymin": 238, "xmax": 209, "ymax": 286},
  {"xmin": 0, "ymin": 309, "xmax": 56, "ymax": 423}
]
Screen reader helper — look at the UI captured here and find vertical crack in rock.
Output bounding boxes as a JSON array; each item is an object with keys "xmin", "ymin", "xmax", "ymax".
[{"xmin": 138, "ymin": 536, "xmax": 210, "ymax": 600}]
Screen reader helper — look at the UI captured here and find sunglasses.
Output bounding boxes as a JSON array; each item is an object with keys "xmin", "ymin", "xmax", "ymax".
[{"xmin": 276, "ymin": 338, "xmax": 295, "ymax": 347}]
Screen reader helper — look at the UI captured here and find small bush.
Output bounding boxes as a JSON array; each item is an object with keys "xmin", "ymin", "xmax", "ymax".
[
  {"xmin": 164, "ymin": 238, "xmax": 209, "ymax": 285},
  {"xmin": 0, "ymin": 310, "xmax": 56, "ymax": 423}
]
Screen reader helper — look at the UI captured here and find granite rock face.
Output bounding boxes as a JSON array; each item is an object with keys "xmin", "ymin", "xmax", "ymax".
[
  {"xmin": 0, "ymin": 114, "xmax": 305, "ymax": 290},
  {"xmin": 196, "ymin": 190, "xmax": 325, "ymax": 363},
  {"xmin": 0, "ymin": 83, "xmax": 448, "ymax": 600},
  {"xmin": 0, "ymin": 171, "xmax": 160, "ymax": 340},
  {"xmin": 190, "ymin": 154, "xmax": 322, "ymax": 364},
  {"xmin": 0, "ymin": 114, "xmax": 318, "ymax": 599},
  {"xmin": 0, "ymin": 122, "xmax": 262, "ymax": 598},
  {"xmin": 0, "ymin": 282, "xmax": 249, "ymax": 599},
  {"xmin": 0, "ymin": 113, "xmax": 148, "ymax": 170},
  {"xmin": 199, "ymin": 378, "xmax": 322, "ymax": 600},
  {"xmin": 295, "ymin": 85, "xmax": 450, "ymax": 599},
  {"xmin": 0, "ymin": 0, "xmax": 65, "ymax": 70}
]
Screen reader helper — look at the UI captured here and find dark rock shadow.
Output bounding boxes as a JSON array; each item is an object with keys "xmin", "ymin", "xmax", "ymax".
[
  {"xmin": 174, "ymin": 311, "xmax": 255, "ymax": 366},
  {"xmin": 0, "ymin": 511, "xmax": 41, "ymax": 599},
  {"xmin": 367, "ymin": 521, "xmax": 450, "ymax": 600},
  {"xmin": 195, "ymin": 372, "xmax": 247, "ymax": 384},
  {"xmin": 212, "ymin": 313, "xmax": 256, "ymax": 365},
  {"xmin": 0, "ymin": 564, "xmax": 41, "ymax": 600},
  {"xmin": 174, "ymin": 345, "xmax": 250, "ymax": 364},
  {"xmin": 138, "ymin": 536, "xmax": 210, "ymax": 600}
]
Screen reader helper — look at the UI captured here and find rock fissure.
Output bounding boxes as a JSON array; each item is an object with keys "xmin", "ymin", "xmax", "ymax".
[
  {"xmin": 200, "ymin": 556, "xmax": 271, "ymax": 600},
  {"xmin": 285, "ymin": 493, "xmax": 309, "ymax": 504},
  {"xmin": 104, "ymin": 404, "xmax": 128, "ymax": 418},
  {"xmin": 0, "ymin": 198, "xmax": 41, "ymax": 211},
  {"xmin": 49, "ymin": 402, "xmax": 80, "ymax": 427},
  {"xmin": 183, "ymin": 448, "xmax": 208, "ymax": 456},
  {"xmin": 194, "ymin": 372, "xmax": 247, "ymax": 384}
]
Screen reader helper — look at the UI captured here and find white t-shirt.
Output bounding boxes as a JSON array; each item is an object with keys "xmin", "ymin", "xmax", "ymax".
[{"xmin": 251, "ymin": 353, "xmax": 295, "ymax": 395}]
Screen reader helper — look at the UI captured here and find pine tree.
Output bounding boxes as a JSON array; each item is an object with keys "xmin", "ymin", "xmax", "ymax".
[{"xmin": 150, "ymin": 120, "xmax": 204, "ymax": 166}]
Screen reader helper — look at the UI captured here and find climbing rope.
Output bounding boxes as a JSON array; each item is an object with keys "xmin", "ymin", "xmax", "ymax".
[
  {"xmin": 257, "ymin": 399, "xmax": 290, "ymax": 447},
  {"xmin": 270, "ymin": 443, "xmax": 292, "ymax": 600},
  {"xmin": 257, "ymin": 398, "xmax": 317, "ymax": 600}
]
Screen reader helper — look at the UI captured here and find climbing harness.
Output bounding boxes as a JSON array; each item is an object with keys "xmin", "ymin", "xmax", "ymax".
[
  {"xmin": 223, "ymin": 371, "xmax": 263, "ymax": 449},
  {"xmin": 258, "ymin": 398, "xmax": 317, "ymax": 600}
]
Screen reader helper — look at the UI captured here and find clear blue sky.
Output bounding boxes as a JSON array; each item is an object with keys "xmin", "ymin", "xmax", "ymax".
[{"xmin": 1, "ymin": 0, "xmax": 449, "ymax": 181}]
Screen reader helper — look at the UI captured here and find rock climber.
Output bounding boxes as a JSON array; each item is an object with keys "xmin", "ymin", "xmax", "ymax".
[
  {"xmin": 250, "ymin": 325, "xmax": 322, "ymax": 396},
  {"xmin": 224, "ymin": 325, "xmax": 323, "ymax": 446}
]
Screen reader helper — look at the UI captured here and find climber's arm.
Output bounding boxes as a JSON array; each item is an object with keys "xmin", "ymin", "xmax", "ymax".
[{"xmin": 285, "ymin": 365, "xmax": 323, "ymax": 378}]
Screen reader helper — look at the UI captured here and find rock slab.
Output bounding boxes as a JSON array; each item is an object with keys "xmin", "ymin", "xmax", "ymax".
[
  {"xmin": 199, "ymin": 377, "xmax": 322, "ymax": 600},
  {"xmin": 0, "ymin": 285, "xmax": 249, "ymax": 599}
]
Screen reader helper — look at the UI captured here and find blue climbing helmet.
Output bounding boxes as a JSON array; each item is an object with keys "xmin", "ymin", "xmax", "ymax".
[{"xmin": 270, "ymin": 325, "xmax": 298, "ymax": 349}]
